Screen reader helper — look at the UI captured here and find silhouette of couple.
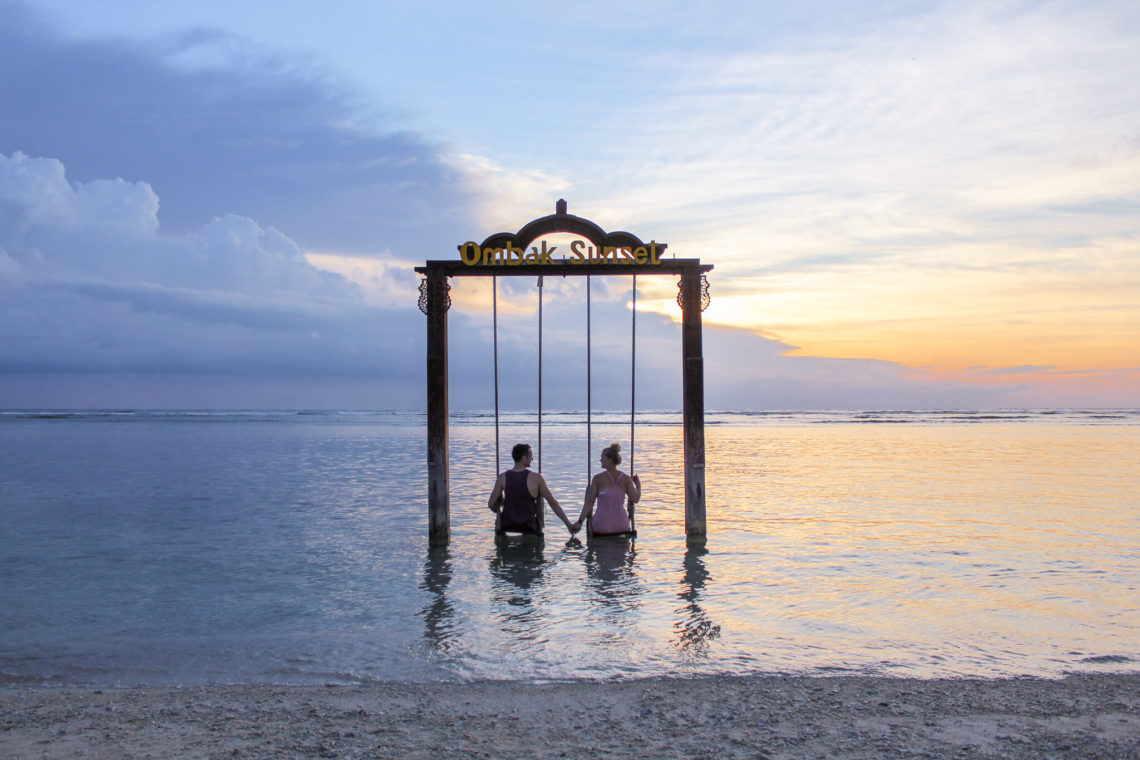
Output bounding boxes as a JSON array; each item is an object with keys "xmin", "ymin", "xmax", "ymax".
[{"xmin": 487, "ymin": 442, "xmax": 641, "ymax": 538}]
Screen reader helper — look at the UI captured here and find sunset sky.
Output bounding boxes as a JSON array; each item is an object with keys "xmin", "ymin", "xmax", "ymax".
[{"xmin": 2, "ymin": 0, "xmax": 1137, "ymax": 409}]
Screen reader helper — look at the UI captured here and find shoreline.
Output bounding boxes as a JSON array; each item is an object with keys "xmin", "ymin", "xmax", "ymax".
[{"xmin": 3, "ymin": 673, "xmax": 1138, "ymax": 759}]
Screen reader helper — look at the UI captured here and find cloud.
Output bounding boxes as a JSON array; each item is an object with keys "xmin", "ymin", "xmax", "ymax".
[
  {"xmin": 3, "ymin": 1, "xmax": 1135, "ymax": 410},
  {"xmin": 0, "ymin": 152, "xmax": 424, "ymax": 396},
  {"xmin": 0, "ymin": 150, "xmax": 1117, "ymax": 410},
  {"xmin": 0, "ymin": 2, "xmax": 476, "ymax": 255},
  {"xmin": 0, "ymin": 3, "xmax": 488, "ymax": 407},
  {"xmin": 535, "ymin": 1, "xmax": 1140, "ymax": 386},
  {"xmin": 971, "ymin": 365, "xmax": 1059, "ymax": 376},
  {"xmin": 442, "ymin": 154, "xmax": 571, "ymax": 233}
]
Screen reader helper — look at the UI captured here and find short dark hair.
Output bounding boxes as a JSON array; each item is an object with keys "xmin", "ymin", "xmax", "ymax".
[{"xmin": 511, "ymin": 443, "xmax": 532, "ymax": 463}]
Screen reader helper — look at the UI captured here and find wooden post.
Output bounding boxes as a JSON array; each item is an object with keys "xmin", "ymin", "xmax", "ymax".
[
  {"xmin": 426, "ymin": 269, "xmax": 450, "ymax": 546},
  {"xmin": 680, "ymin": 268, "xmax": 707, "ymax": 545}
]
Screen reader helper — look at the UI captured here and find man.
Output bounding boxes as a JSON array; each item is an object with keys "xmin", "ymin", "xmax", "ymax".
[{"xmin": 487, "ymin": 443, "xmax": 576, "ymax": 537}]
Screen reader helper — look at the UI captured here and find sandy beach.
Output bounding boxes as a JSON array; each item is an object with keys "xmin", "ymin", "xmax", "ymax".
[{"xmin": 2, "ymin": 673, "xmax": 1137, "ymax": 759}]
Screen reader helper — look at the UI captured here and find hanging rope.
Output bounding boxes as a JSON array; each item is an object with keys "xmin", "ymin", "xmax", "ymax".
[
  {"xmin": 537, "ymin": 274, "xmax": 543, "ymax": 474},
  {"xmin": 492, "ymin": 275, "xmax": 500, "ymax": 476},
  {"xmin": 631, "ymin": 274, "xmax": 636, "ymax": 475},
  {"xmin": 584, "ymin": 275, "xmax": 637, "ymax": 476},
  {"xmin": 586, "ymin": 274, "xmax": 592, "ymax": 486},
  {"xmin": 630, "ymin": 274, "xmax": 638, "ymax": 535},
  {"xmin": 581, "ymin": 272, "xmax": 638, "ymax": 537}
]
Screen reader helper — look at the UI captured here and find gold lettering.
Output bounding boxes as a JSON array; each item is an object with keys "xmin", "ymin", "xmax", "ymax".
[
  {"xmin": 540, "ymin": 241, "xmax": 556, "ymax": 265},
  {"xmin": 460, "ymin": 238, "xmax": 666, "ymax": 266},
  {"xmin": 570, "ymin": 239, "xmax": 586, "ymax": 263},
  {"xmin": 460, "ymin": 241, "xmax": 480, "ymax": 265}
]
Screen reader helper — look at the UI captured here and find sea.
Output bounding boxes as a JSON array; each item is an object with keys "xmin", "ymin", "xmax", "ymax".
[{"xmin": 1, "ymin": 409, "xmax": 1138, "ymax": 687}]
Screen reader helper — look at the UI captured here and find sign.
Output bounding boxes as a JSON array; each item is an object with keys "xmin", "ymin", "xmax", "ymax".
[{"xmin": 458, "ymin": 239, "xmax": 664, "ymax": 266}]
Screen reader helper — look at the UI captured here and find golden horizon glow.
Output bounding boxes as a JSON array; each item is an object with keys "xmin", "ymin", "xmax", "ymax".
[{"xmin": 634, "ymin": 250, "xmax": 1140, "ymax": 386}]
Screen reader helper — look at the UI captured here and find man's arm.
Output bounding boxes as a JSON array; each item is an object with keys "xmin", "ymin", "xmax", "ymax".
[
  {"xmin": 487, "ymin": 473, "xmax": 505, "ymax": 512},
  {"xmin": 536, "ymin": 474, "xmax": 575, "ymax": 533}
]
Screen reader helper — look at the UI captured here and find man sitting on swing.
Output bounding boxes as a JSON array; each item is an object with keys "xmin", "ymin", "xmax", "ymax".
[
  {"xmin": 572, "ymin": 442, "xmax": 641, "ymax": 536},
  {"xmin": 488, "ymin": 443, "xmax": 577, "ymax": 537}
]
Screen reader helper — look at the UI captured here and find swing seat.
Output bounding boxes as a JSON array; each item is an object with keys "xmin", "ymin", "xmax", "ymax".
[
  {"xmin": 495, "ymin": 512, "xmax": 543, "ymax": 541},
  {"xmin": 589, "ymin": 529, "xmax": 637, "ymax": 540},
  {"xmin": 586, "ymin": 515, "xmax": 637, "ymax": 540},
  {"xmin": 495, "ymin": 531, "xmax": 544, "ymax": 545}
]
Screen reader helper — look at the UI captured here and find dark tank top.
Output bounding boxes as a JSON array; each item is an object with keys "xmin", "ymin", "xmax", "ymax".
[{"xmin": 499, "ymin": 469, "xmax": 541, "ymax": 534}]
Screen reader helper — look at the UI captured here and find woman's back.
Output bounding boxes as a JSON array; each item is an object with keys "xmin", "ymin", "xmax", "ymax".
[{"xmin": 591, "ymin": 470, "xmax": 631, "ymax": 534}]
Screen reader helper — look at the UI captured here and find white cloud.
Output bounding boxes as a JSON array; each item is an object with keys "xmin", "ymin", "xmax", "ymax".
[
  {"xmin": 2, "ymin": 150, "xmax": 1124, "ymax": 409},
  {"xmin": 0, "ymin": 151, "xmax": 429, "ymax": 387},
  {"xmin": 513, "ymin": 3, "xmax": 1132, "ymax": 271},
  {"xmin": 5, "ymin": 2, "xmax": 1137, "ymax": 409},
  {"xmin": 0, "ymin": 152, "xmax": 347, "ymax": 294},
  {"xmin": 443, "ymin": 152, "xmax": 570, "ymax": 233},
  {"xmin": 0, "ymin": 11, "xmax": 478, "ymax": 254}
]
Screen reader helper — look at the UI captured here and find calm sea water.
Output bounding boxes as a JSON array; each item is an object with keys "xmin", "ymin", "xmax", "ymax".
[{"xmin": 1, "ymin": 409, "xmax": 1138, "ymax": 686}]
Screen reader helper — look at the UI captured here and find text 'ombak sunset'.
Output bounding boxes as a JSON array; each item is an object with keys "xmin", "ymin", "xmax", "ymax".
[{"xmin": 458, "ymin": 239, "xmax": 666, "ymax": 266}]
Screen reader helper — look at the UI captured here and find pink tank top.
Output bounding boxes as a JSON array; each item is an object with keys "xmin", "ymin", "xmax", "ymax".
[{"xmin": 592, "ymin": 471, "xmax": 630, "ymax": 534}]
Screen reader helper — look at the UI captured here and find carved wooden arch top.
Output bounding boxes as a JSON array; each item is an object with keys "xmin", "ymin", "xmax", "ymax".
[{"xmin": 472, "ymin": 199, "xmax": 668, "ymax": 256}]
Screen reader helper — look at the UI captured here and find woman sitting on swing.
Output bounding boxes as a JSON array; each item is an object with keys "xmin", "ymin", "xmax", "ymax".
[{"xmin": 572, "ymin": 442, "xmax": 641, "ymax": 536}]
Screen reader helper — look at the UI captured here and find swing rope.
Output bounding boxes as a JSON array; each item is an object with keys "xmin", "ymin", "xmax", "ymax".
[
  {"xmin": 586, "ymin": 275, "xmax": 592, "ymax": 486},
  {"xmin": 493, "ymin": 275, "xmax": 500, "ymax": 475},
  {"xmin": 584, "ymin": 274, "xmax": 637, "ymax": 474},
  {"xmin": 491, "ymin": 277, "xmax": 545, "ymax": 474},
  {"xmin": 537, "ymin": 275, "xmax": 543, "ymax": 474},
  {"xmin": 583, "ymin": 273, "xmax": 639, "ymax": 536},
  {"xmin": 631, "ymin": 274, "xmax": 636, "ymax": 476}
]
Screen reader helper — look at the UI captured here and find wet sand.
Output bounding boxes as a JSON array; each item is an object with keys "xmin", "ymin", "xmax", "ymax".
[{"xmin": 3, "ymin": 673, "xmax": 1138, "ymax": 759}]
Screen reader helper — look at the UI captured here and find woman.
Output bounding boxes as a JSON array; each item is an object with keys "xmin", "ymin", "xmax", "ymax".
[{"xmin": 573, "ymin": 442, "xmax": 641, "ymax": 536}]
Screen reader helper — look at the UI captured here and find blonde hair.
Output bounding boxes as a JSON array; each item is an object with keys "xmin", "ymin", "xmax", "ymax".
[{"xmin": 602, "ymin": 442, "xmax": 622, "ymax": 465}]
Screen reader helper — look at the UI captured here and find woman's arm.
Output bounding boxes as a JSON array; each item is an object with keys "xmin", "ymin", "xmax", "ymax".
[
  {"xmin": 625, "ymin": 473, "xmax": 641, "ymax": 503},
  {"xmin": 574, "ymin": 475, "xmax": 599, "ymax": 529}
]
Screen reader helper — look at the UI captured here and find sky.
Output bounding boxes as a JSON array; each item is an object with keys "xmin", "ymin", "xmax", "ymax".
[{"xmin": 1, "ymin": 0, "xmax": 1137, "ymax": 410}]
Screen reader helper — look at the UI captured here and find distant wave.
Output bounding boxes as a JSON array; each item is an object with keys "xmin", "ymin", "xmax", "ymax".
[{"xmin": 2, "ymin": 409, "xmax": 1137, "ymax": 426}]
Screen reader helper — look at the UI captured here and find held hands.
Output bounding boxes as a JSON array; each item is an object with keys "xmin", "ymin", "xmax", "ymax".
[{"xmin": 568, "ymin": 520, "xmax": 582, "ymax": 535}]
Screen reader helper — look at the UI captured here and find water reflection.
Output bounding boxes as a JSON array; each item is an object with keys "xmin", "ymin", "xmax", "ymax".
[
  {"xmin": 674, "ymin": 547, "xmax": 721, "ymax": 653},
  {"xmin": 418, "ymin": 546, "xmax": 456, "ymax": 650},
  {"xmin": 489, "ymin": 536, "xmax": 547, "ymax": 596},
  {"xmin": 584, "ymin": 536, "xmax": 642, "ymax": 614},
  {"xmin": 484, "ymin": 537, "xmax": 553, "ymax": 654}
]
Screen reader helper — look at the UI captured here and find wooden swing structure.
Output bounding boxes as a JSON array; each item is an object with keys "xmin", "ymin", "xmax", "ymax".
[{"xmin": 415, "ymin": 201, "xmax": 712, "ymax": 546}]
